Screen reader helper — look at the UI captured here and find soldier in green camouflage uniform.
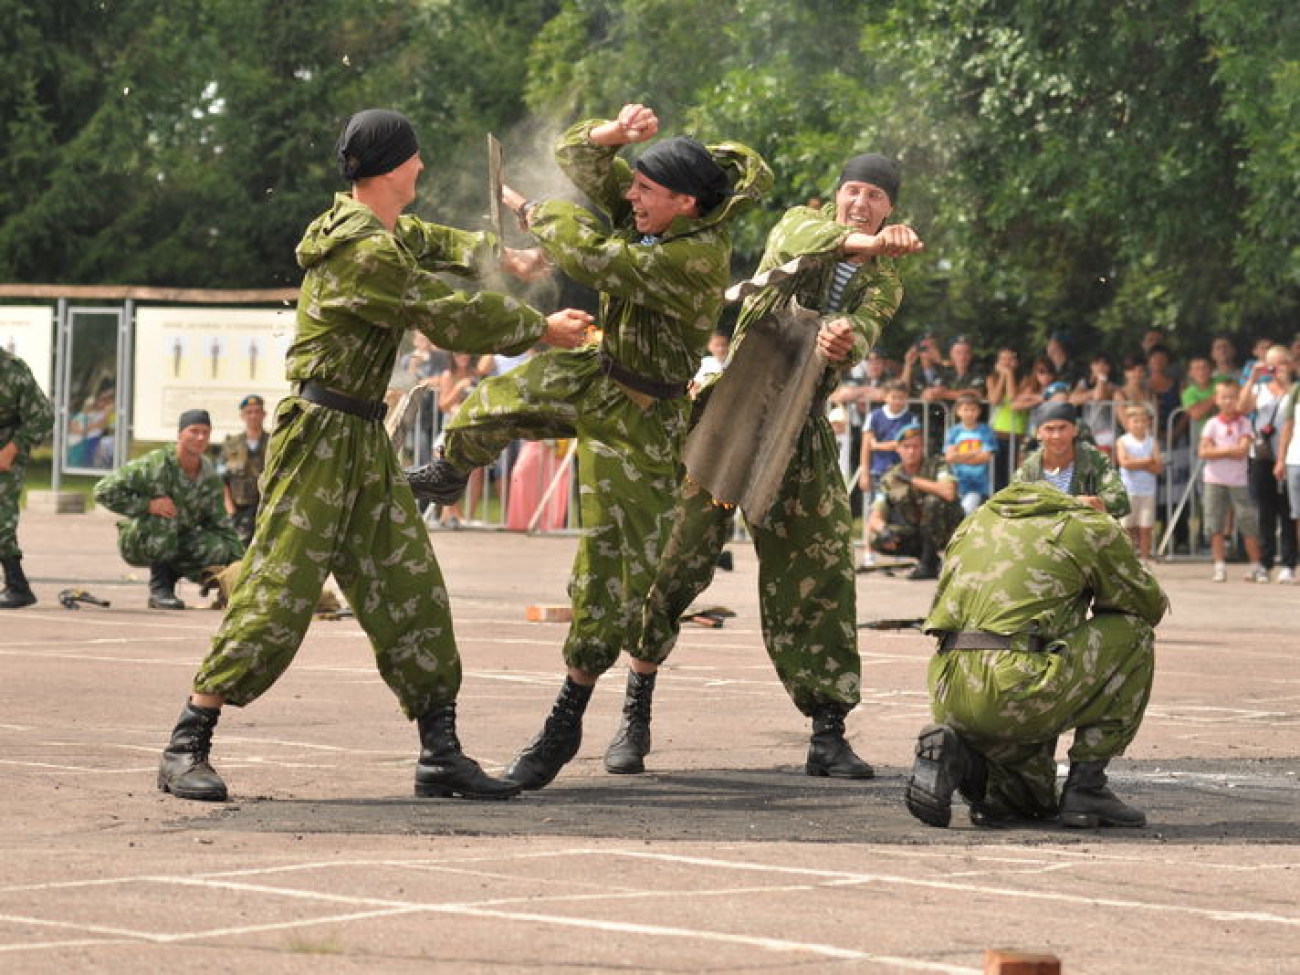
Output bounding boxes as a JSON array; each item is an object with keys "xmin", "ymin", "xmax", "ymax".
[
  {"xmin": 1013, "ymin": 401, "xmax": 1130, "ymax": 519},
  {"xmin": 601, "ymin": 154, "xmax": 925, "ymax": 781},
  {"xmin": 0, "ymin": 348, "xmax": 54, "ymax": 609},
  {"xmin": 218, "ymin": 394, "xmax": 268, "ymax": 547},
  {"xmin": 94, "ymin": 409, "xmax": 244, "ymax": 608},
  {"xmin": 904, "ymin": 481, "xmax": 1167, "ymax": 829},
  {"xmin": 868, "ymin": 425, "xmax": 966, "ymax": 579},
  {"xmin": 408, "ymin": 103, "xmax": 771, "ymax": 791},
  {"xmin": 155, "ymin": 108, "xmax": 591, "ymax": 805}
]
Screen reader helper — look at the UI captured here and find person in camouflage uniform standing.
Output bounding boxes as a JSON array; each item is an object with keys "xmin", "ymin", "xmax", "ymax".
[
  {"xmin": 408, "ymin": 103, "xmax": 771, "ymax": 791},
  {"xmin": 904, "ymin": 480, "xmax": 1167, "ymax": 829},
  {"xmin": 218, "ymin": 394, "xmax": 268, "ymax": 547},
  {"xmin": 867, "ymin": 425, "xmax": 966, "ymax": 580},
  {"xmin": 595, "ymin": 154, "xmax": 924, "ymax": 780},
  {"xmin": 1014, "ymin": 400, "xmax": 1130, "ymax": 519},
  {"xmin": 94, "ymin": 409, "xmax": 244, "ymax": 610},
  {"xmin": 154, "ymin": 108, "xmax": 591, "ymax": 804},
  {"xmin": 0, "ymin": 348, "xmax": 54, "ymax": 609}
]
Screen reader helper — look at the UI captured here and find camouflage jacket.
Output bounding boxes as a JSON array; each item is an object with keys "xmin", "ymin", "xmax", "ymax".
[
  {"xmin": 873, "ymin": 456, "xmax": 956, "ymax": 526},
  {"xmin": 527, "ymin": 120, "xmax": 772, "ymax": 386},
  {"xmin": 732, "ymin": 203, "xmax": 905, "ymax": 402},
  {"xmin": 925, "ymin": 481, "xmax": 1167, "ymax": 642},
  {"xmin": 219, "ymin": 433, "xmax": 266, "ymax": 508},
  {"xmin": 291, "ymin": 193, "xmax": 547, "ymax": 402},
  {"xmin": 0, "ymin": 350, "xmax": 54, "ymax": 457},
  {"xmin": 94, "ymin": 446, "xmax": 232, "ymax": 533},
  {"xmin": 1013, "ymin": 440, "xmax": 1130, "ymax": 519}
]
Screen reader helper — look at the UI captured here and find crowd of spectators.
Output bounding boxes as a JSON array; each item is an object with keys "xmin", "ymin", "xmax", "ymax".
[{"xmin": 828, "ymin": 327, "xmax": 1300, "ymax": 581}]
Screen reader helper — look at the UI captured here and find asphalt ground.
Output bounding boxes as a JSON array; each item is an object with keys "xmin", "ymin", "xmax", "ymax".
[{"xmin": 1, "ymin": 507, "xmax": 1297, "ymax": 973}]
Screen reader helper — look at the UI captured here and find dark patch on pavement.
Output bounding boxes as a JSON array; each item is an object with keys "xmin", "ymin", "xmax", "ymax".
[{"xmin": 185, "ymin": 758, "xmax": 1299, "ymax": 846}]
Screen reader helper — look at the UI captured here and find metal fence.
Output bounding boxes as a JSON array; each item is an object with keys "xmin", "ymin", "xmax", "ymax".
[{"xmin": 396, "ymin": 386, "xmax": 1221, "ymax": 559}]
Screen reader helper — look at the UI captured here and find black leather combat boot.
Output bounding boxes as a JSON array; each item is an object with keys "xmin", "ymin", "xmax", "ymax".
[
  {"xmin": 0, "ymin": 557, "xmax": 37, "ymax": 609},
  {"xmin": 904, "ymin": 723, "xmax": 986, "ymax": 828},
  {"xmin": 158, "ymin": 701, "xmax": 228, "ymax": 801},
  {"xmin": 806, "ymin": 703, "xmax": 875, "ymax": 779},
  {"xmin": 1059, "ymin": 760, "xmax": 1146, "ymax": 828},
  {"xmin": 147, "ymin": 564, "xmax": 186, "ymax": 610},
  {"xmin": 414, "ymin": 704, "xmax": 521, "ymax": 800},
  {"xmin": 906, "ymin": 538, "xmax": 940, "ymax": 580},
  {"xmin": 405, "ymin": 450, "xmax": 470, "ymax": 506},
  {"xmin": 603, "ymin": 669, "xmax": 656, "ymax": 774},
  {"xmin": 504, "ymin": 677, "xmax": 594, "ymax": 790}
]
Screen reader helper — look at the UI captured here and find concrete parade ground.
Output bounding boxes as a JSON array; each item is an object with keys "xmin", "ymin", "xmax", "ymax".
[{"xmin": 1, "ymin": 506, "xmax": 1297, "ymax": 974}]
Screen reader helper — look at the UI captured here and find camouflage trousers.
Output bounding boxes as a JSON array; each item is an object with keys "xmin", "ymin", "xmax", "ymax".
[
  {"xmin": 443, "ymin": 346, "xmax": 688, "ymax": 674},
  {"xmin": 193, "ymin": 397, "xmax": 464, "ymax": 718},
  {"xmin": 871, "ymin": 494, "xmax": 965, "ymax": 559},
  {"xmin": 636, "ymin": 417, "xmax": 861, "ymax": 715},
  {"xmin": 0, "ymin": 464, "xmax": 27, "ymax": 560},
  {"xmin": 115, "ymin": 516, "xmax": 244, "ymax": 582},
  {"xmin": 927, "ymin": 612, "xmax": 1155, "ymax": 817}
]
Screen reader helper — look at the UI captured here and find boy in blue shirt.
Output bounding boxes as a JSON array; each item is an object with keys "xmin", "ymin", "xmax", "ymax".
[{"xmin": 943, "ymin": 392, "xmax": 998, "ymax": 515}]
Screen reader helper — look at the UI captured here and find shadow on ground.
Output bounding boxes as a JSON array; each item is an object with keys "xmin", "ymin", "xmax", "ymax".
[{"xmin": 185, "ymin": 757, "xmax": 1299, "ymax": 846}]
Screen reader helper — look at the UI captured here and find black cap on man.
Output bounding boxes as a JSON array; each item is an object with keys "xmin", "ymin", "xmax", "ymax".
[{"xmin": 336, "ymin": 109, "xmax": 419, "ymax": 181}]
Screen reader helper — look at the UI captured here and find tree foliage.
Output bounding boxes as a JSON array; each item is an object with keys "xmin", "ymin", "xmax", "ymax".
[{"xmin": 1, "ymin": 0, "xmax": 1295, "ymax": 358}]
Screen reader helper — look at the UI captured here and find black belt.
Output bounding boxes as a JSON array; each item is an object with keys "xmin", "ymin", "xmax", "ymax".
[
  {"xmin": 938, "ymin": 630, "xmax": 1049, "ymax": 654},
  {"xmin": 296, "ymin": 380, "xmax": 387, "ymax": 422},
  {"xmin": 598, "ymin": 350, "xmax": 688, "ymax": 400}
]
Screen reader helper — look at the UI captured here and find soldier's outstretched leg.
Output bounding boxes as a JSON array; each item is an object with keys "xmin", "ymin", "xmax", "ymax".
[
  {"xmin": 505, "ymin": 676, "xmax": 594, "ymax": 790},
  {"xmin": 1059, "ymin": 760, "xmax": 1146, "ymax": 827},
  {"xmin": 414, "ymin": 704, "xmax": 521, "ymax": 800},
  {"xmin": 158, "ymin": 700, "xmax": 228, "ymax": 801}
]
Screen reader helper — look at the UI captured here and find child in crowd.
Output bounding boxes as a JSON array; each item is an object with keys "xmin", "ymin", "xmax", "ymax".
[
  {"xmin": 860, "ymin": 381, "xmax": 915, "ymax": 493},
  {"xmin": 1116, "ymin": 404, "xmax": 1164, "ymax": 562},
  {"xmin": 859, "ymin": 381, "xmax": 917, "ymax": 567},
  {"xmin": 942, "ymin": 392, "xmax": 998, "ymax": 515},
  {"xmin": 1198, "ymin": 379, "xmax": 1264, "ymax": 582}
]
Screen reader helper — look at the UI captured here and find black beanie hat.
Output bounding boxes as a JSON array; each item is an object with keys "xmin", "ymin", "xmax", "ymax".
[
  {"xmin": 336, "ymin": 109, "xmax": 419, "ymax": 181},
  {"xmin": 635, "ymin": 137, "xmax": 732, "ymax": 214},
  {"xmin": 178, "ymin": 409, "xmax": 212, "ymax": 431},
  {"xmin": 838, "ymin": 153, "xmax": 901, "ymax": 204},
  {"xmin": 1037, "ymin": 401, "xmax": 1079, "ymax": 426}
]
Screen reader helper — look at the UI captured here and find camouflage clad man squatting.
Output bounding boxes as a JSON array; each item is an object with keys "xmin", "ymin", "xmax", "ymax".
[
  {"xmin": 904, "ymin": 481, "xmax": 1167, "ymax": 829},
  {"xmin": 407, "ymin": 102, "xmax": 772, "ymax": 790},
  {"xmin": 0, "ymin": 348, "xmax": 54, "ymax": 609},
  {"xmin": 155, "ymin": 108, "xmax": 591, "ymax": 803},
  {"xmin": 598, "ymin": 154, "xmax": 924, "ymax": 780},
  {"xmin": 1013, "ymin": 400, "xmax": 1130, "ymax": 519},
  {"xmin": 93, "ymin": 409, "xmax": 244, "ymax": 610},
  {"xmin": 867, "ymin": 424, "xmax": 966, "ymax": 580}
]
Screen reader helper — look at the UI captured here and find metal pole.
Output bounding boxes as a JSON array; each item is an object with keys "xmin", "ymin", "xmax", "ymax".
[{"xmin": 51, "ymin": 299, "xmax": 68, "ymax": 496}]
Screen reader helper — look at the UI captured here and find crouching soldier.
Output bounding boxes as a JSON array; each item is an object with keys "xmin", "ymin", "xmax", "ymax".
[
  {"xmin": 904, "ymin": 481, "xmax": 1167, "ymax": 829},
  {"xmin": 94, "ymin": 409, "xmax": 244, "ymax": 609}
]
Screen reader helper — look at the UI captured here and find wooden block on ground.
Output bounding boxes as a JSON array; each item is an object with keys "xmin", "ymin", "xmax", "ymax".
[
  {"xmin": 525, "ymin": 604, "xmax": 572, "ymax": 623},
  {"xmin": 984, "ymin": 949, "xmax": 1061, "ymax": 975}
]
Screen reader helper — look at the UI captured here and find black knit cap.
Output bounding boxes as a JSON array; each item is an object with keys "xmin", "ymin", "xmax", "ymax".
[
  {"xmin": 336, "ymin": 109, "xmax": 419, "ymax": 181},
  {"xmin": 635, "ymin": 137, "xmax": 732, "ymax": 214},
  {"xmin": 178, "ymin": 409, "xmax": 212, "ymax": 431},
  {"xmin": 1037, "ymin": 401, "xmax": 1079, "ymax": 426},
  {"xmin": 838, "ymin": 153, "xmax": 901, "ymax": 205}
]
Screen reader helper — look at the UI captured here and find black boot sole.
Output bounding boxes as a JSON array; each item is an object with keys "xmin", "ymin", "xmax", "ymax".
[
  {"xmin": 157, "ymin": 772, "xmax": 228, "ymax": 802},
  {"xmin": 904, "ymin": 724, "xmax": 964, "ymax": 827},
  {"xmin": 414, "ymin": 780, "xmax": 522, "ymax": 801}
]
